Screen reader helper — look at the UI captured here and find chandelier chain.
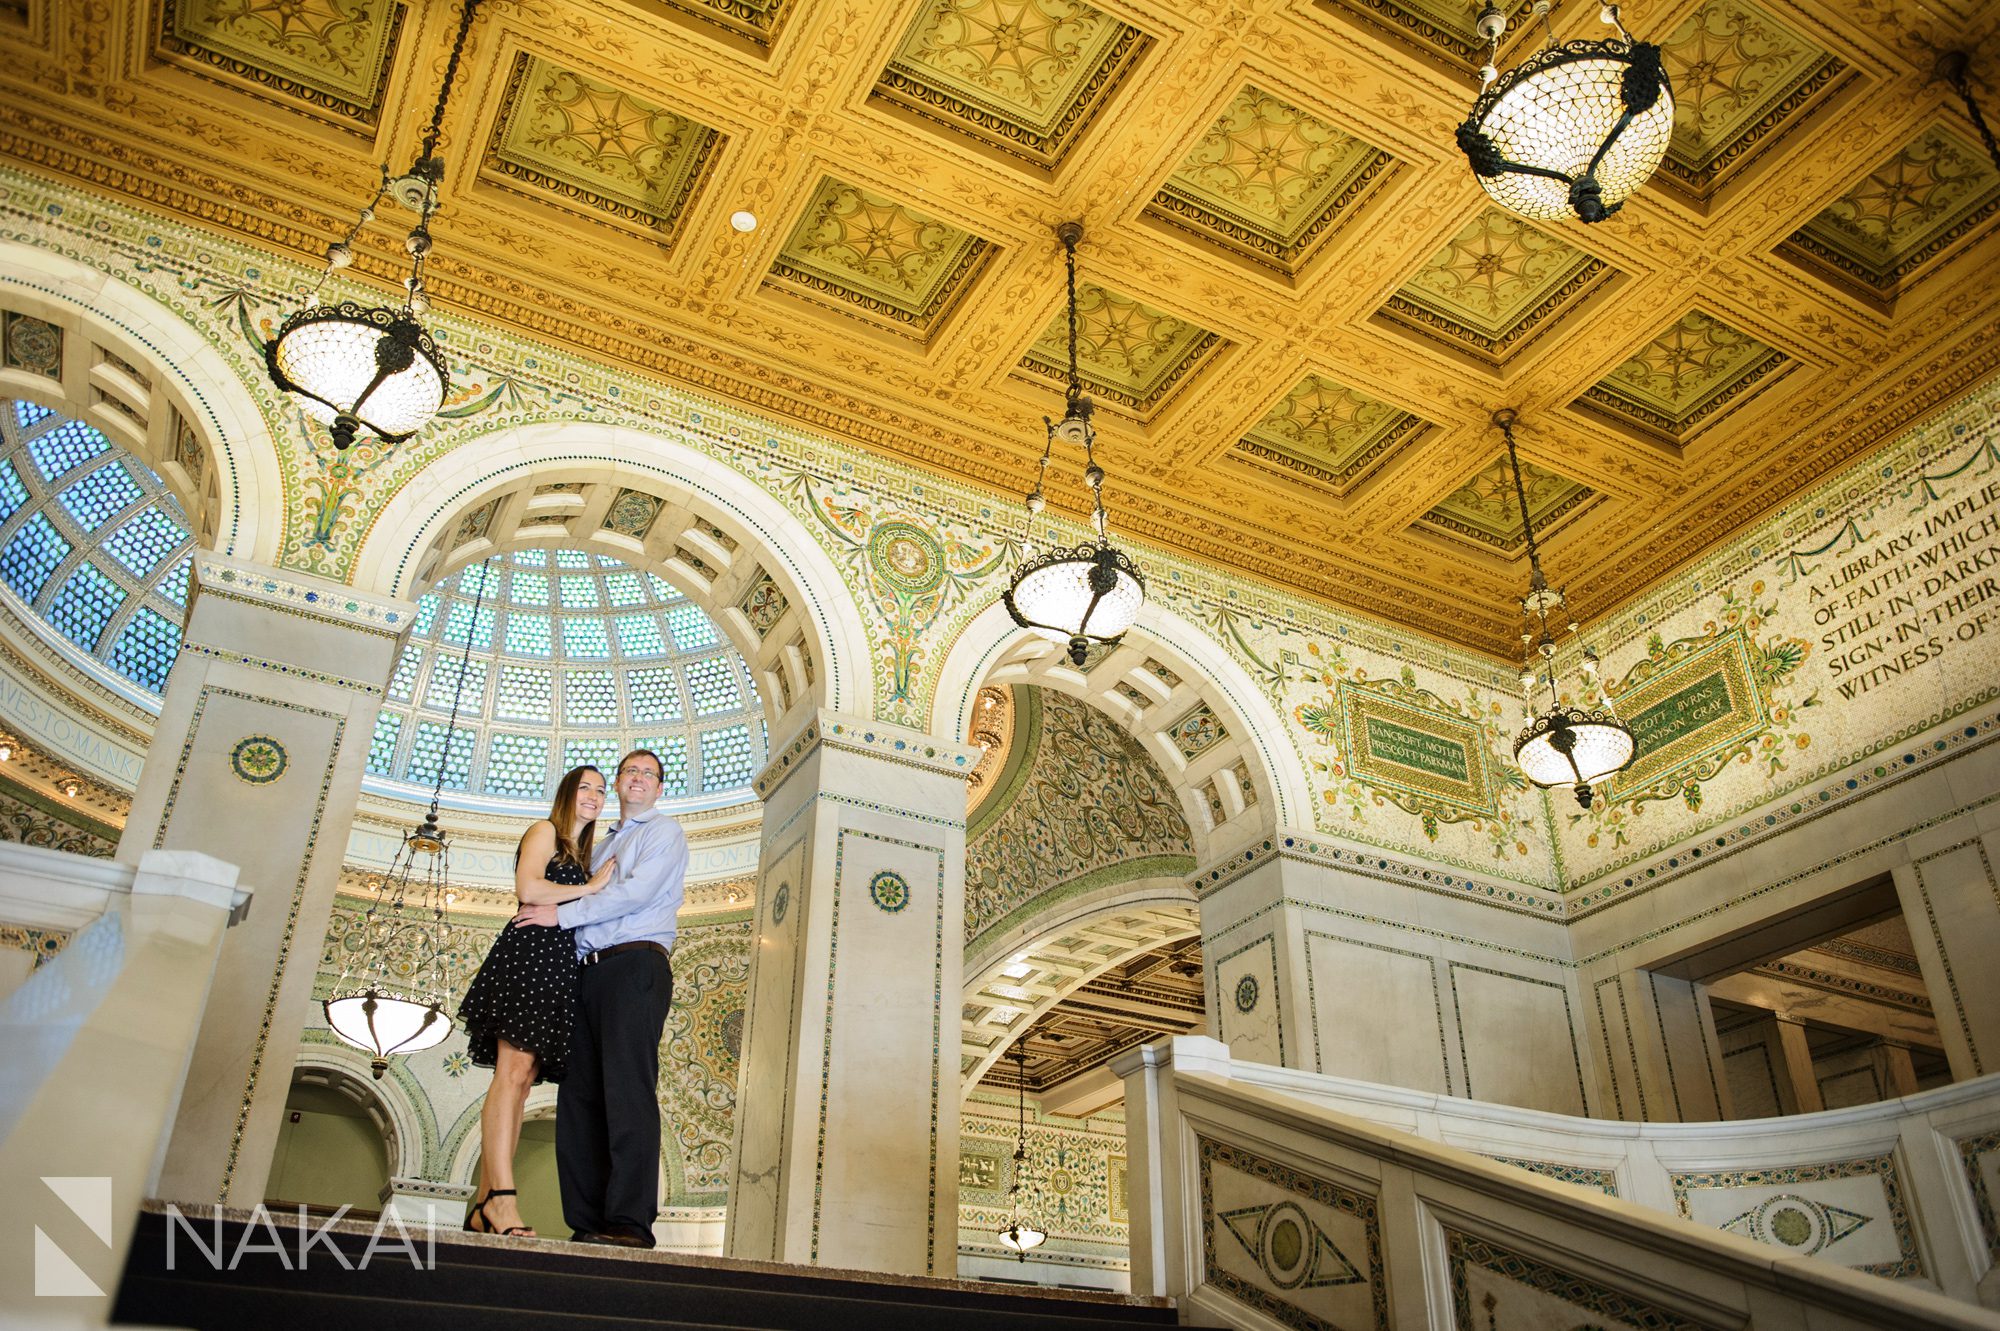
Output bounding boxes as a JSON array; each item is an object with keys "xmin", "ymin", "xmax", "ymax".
[
  {"xmin": 1498, "ymin": 414, "xmax": 1548, "ymax": 594},
  {"xmin": 429, "ymin": 554, "xmax": 491, "ymax": 823},
  {"xmin": 1063, "ymin": 228, "xmax": 1080, "ymax": 406},
  {"xmin": 420, "ymin": 0, "xmax": 483, "ymax": 166},
  {"xmin": 1941, "ymin": 55, "xmax": 2000, "ymax": 175}
]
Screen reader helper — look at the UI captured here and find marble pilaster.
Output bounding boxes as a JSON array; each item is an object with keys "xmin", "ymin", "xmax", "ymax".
[
  {"xmin": 118, "ymin": 554, "xmax": 410, "ymax": 1206},
  {"xmin": 724, "ymin": 712, "xmax": 977, "ymax": 1276}
]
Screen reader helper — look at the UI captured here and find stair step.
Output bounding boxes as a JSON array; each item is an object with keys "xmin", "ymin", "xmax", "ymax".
[{"xmin": 114, "ymin": 1209, "xmax": 1175, "ymax": 1331}]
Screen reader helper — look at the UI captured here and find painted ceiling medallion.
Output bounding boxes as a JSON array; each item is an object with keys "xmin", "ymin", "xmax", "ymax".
[
  {"xmin": 1417, "ymin": 452, "xmax": 1595, "ymax": 554},
  {"xmin": 482, "ymin": 54, "xmax": 724, "ymax": 237},
  {"xmin": 1017, "ymin": 283, "xmax": 1221, "ymax": 415},
  {"xmin": 156, "ymin": 0, "xmax": 404, "ymax": 126},
  {"xmin": 1579, "ymin": 309, "xmax": 1789, "ymax": 443},
  {"xmin": 874, "ymin": 0, "xmax": 1149, "ymax": 170},
  {"xmin": 1656, "ymin": 0, "xmax": 1849, "ymax": 202},
  {"xmin": 1233, "ymin": 374, "xmax": 1427, "ymax": 492},
  {"xmin": 1780, "ymin": 124, "xmax": 2000, "ymax": 298},
  {"xmin": 766, "ymin": 178, "xmax": 996, "ymax": 337},
  {"xmin": 1380, "ymin": 208, "xmax": 1612, "ymax": 365},
  {"xmin": 1148, "ymin": 85, "xmax": 1398, "ymax": 275}
]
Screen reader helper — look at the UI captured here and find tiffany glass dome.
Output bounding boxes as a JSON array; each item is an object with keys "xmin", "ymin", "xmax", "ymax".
[
  {"xmin": 369, "ymin": 549, "xmax": 767, "ymax": 809},
  {"xmin": 0, "ymin": 401, "xmax": 194, "ymax": 698}
]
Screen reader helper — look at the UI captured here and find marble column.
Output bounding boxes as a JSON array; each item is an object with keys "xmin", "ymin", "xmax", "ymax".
[
  {"xmin": 118, "ymin": 554, "xmax": 410, "ymax": 1206},
  {"xmin": 725, "ymin": 712, "xmax": 976, "ymax": 1277}
]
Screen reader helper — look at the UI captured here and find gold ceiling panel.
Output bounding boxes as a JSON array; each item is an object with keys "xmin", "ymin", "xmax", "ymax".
[
  {"xmin": 1017, "ymin": 283, "xmax": 1223, "ymax": 416},
  {"xmin": 1147, "ymin": 85, "xmax": 1398, "ymax": 277},
  {"xmin": 766, "ymin": 177, "xmax": 996, "ymax": 338},
  {"xmin": 1233, "ymin": 374, "xmax": 1426, "ymax": 493},
  {"xmin": 1656, "ymin": 0, "xmax": 1852, "ymax": 204},
  {"xmin": 1779, "ymin": 123, "xmax": 2000, "ymax": 298},
  {"xmin": 154, "ymin": 0, "xmax": 403, "ymax": 126},
  {"xmin": 873, "ymin": 0, "xmax": 1149, "ymax": 170},
  {"xmin": 1417, "ymin": 453, "xmax": 1597, "ymax": 554},
  {"xmin": 630, "ymin": 0, "xmax": 797, "ymax": 53},
  {"xmin": 9, "ymin": 0, "xmax": 2000, "ymax": 657},
  {"xmin": 1578, "ymin": 309, "xmax": 1790, "ymax": 445},
  {"xmin": 481, "ymin": 53, "xmax": 724, "ymax": 238},
  {"xmin": 1317, "ymin": 0, "xmax": 1534, "ymax": 65},
  {"xmin": 1380, "ymin": 209, "xmax": 1614, "ymax": 366}
]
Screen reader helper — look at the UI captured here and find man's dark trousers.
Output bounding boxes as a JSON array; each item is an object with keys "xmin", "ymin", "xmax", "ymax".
[{"xmin": 558, "ymin": 947, "xmax": 673, "ymax": 1243}]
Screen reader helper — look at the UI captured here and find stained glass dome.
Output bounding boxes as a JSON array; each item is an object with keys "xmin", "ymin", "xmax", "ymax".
[
  {"xmin": 0, "ymin": 401, "xmax": 194, "ymax": 700},
  {"xmin": 368, "ymin": 549, "xmax": 768, "ymax": 809}
]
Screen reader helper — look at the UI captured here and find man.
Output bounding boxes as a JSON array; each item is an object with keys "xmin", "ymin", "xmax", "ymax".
[{"xmin": 513, "ymin": 748, "xmax": 686, "ymax": 1247}]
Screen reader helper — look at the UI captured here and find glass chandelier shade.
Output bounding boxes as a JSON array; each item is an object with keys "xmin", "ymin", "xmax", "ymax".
[
  {"xmin": 995, "ymin": 1044, "xmax": 1047, "ymax": 1259},
  {"xmin": 267, "ymin": 0, "xmax": 481, "ymax": 449},
  {"xmin": 1002, "ymin": 223, "xmax": 1147, "ymax": 667},
  {"xmin": 1494, "ymin": 410, "xmax": 1634, "ymax": 808},
  {"xmin": 1459, "ymin": 2, "xmax": 1673, "ymax": 222},
  {"xmin": 267, "ymin": 303, "xmax": 447, "ymax": 450}
]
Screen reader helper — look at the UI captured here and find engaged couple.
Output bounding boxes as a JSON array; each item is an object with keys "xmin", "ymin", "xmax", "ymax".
[{"xmin": 455, "ymin": 747, "xmax": 688, "ymax": 1247}]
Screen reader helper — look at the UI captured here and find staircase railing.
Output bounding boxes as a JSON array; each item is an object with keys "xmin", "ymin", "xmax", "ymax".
[
  {"xmin": 0, "ymin": 843, "xmax": 249, "ymax": 1330},
  {"xmin": 1115, "ymin": 1037, "xmax": 2000, "ymax": 1330}
]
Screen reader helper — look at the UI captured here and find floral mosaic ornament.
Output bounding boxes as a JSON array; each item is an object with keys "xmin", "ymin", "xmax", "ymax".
[
  {"xmin": 798, "ymin": 479, "xmax": 1006, "ymax": 711},
  {"xmin": 771, "ymin": 880, "xmax": 790, "ymax": 924},
  {"xmin": 1234, "ymin": 974, "xmax": 1259, "ymax": 1012},
  {"xmin": 1571, "ymin": 581, "xmax": 1815, "ymax": 849},
  {"xmin": 1291, "ymin": 642, "xmax": 1531, "ymax": 860},
  {"xmin": 230, "ymin": 734, "xmax": 289, "ymax": 785},
  {"xmin": 869, "ymin": 869, "xmax": 910, "ymax": 913}
]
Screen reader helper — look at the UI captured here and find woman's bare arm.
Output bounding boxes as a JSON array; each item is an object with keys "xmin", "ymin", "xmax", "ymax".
[{"xmin": 512, "ymin": 821, "xmax": 608, "ymax": 903}]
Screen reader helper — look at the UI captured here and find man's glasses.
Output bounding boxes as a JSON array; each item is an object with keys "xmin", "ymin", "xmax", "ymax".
[{"xmin": 618, "ymin": 766, "xmax": 663, "ymax": 783}]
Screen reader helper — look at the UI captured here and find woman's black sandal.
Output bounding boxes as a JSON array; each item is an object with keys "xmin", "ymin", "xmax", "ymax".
[{"xmin": 463, "ymin": 1188, "xmax": 534, "ymax": 1237}]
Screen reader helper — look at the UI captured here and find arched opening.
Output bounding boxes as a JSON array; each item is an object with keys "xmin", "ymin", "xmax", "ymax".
[{"xmin": 267, "ymin": 1066, "xmax": 397, "ymax": 1217}]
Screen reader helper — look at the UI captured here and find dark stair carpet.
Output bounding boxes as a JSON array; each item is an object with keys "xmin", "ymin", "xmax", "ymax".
[{"xmin": 114, "ymin": 1206, "xmax": 1178, "ymax": 1330}]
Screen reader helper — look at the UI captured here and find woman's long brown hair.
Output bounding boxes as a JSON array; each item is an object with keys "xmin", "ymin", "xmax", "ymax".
[{"xmin": 544, "ymin": 764, "xmax": 602, "ymax": 869}]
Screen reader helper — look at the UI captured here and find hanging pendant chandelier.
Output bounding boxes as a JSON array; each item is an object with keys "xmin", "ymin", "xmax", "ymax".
[
  {"xmin": 1495, "ymin": 410, "xmax": 1633, "ymax": 808},
  {"xmin": 266, "ymin": 0, "xmax": 483, "ymax": 449},
  {"xmin": 1458, "ymin": 1, "xmax": 1674, "ymax": 223},
  {"xmin": 324, "ymin": 558, "xmax": 490, "ymax": 1076},
  {"xmin": 1002, "ymin": 222, "xmax": 1146, "ymax": 667},
  {"xmin": 995, "ymin": 1044, "xmax": 1048, "ymax": 1259}
]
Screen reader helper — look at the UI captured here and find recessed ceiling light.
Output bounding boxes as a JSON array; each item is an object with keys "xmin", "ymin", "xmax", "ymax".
[{"xmin": 730, "ymin": 210, "xmax": 757, "ymax": 233}]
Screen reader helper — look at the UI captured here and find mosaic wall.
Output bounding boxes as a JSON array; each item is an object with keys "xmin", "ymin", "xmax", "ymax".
[
  {"xmin": 957, "ymin": 1091, "xmax": 1130, "ymax": 1271},
  {"xmin": 0, "ymin": 771, "xmax": 118, "ymax": 857},
  {"xmin": 1552, "ymin": 382, "xmax": 2000, "ymax": 888},
  {"xmin": 964, "ymin": 689, "xmax": 1194, "ymax": 946},
  {"xmin": 5, "ymin": 172, "xmax": 1995, "ymax": 898}
]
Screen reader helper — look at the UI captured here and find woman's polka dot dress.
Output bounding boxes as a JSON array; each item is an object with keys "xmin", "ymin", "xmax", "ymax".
[{"xmin": 458, "ymin": 856, "xmax": 585, "ymax": 1083}]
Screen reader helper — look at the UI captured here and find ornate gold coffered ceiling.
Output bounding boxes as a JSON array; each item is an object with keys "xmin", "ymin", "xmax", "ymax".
[{"xmin": 4, "ymin": 0, "xmax": 1999, "ymax": 656}]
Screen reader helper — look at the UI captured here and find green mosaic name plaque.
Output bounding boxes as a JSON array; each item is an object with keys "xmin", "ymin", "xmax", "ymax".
[
  {"xmin": 1610, "ymin": 629, "xmax": 1767, "ymax": 798},
  {"xmin": 1363, "ymin": 716, "xmax": 1472, "ymax": 783},
  {"xmin": 1336, "ymin": 683, "xmax": 1495, "ymax": 816},
  {"xmin": 1628, "ymin": 670, "xmax": 1734, "ymax": 759}
]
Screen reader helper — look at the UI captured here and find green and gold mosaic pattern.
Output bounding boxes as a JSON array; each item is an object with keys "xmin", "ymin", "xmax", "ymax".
[
  {"xmin": 1380, "ymin": 209, "xmax": 1608, "ymax": 361},
  {"xmin": 1416, "ymin": 452, "xmax": 1594, "ymax": 553},
  {"xmin": 1784, "ymin": 124, "xmax": 2000, "ymax": 294},
  {"xmin": 874, "ymin": 0, "xmax": 1148, "ymax": 169},
  {"xmin": 158, "ymin": 0, "xmax": 403, "ymax": 125},
  {"xmin": 1234, "ymin": 374, "xmax": 1425, "ymax": 491},
  {"xmin": 767, "ymin": 178, "xmax": 996, "ymax": 336},
  {"xmin": 1657, "ymin": 0, "xmax": 1845, "ymax": 193},
  {"xmin": 1581, "ymin": 309, "xmax": 1788, "ymax": 441},
  {"xmin": 1018, "ymin": 282, "xmax": 1222, "ymax": 414},
  {"xmin": 1198, "ymin": 1135, "xmax": 1386, "ymax": 1331},
  {"xmin": 1148, "ymin": 86, "xmax": 1397, "ymax": 273},
  {"xmin": 483, "ymin": 54, "xmax": 725, "ymax": 235}
]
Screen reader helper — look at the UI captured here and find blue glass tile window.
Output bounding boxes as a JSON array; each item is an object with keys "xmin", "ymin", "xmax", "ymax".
[
  {"xmin": 44, "ymin": 562, "xmax": 126, "ymax": 650},
  {"xmin": 106, "ymin": 606, "xmax": 181, "ymax": 692},
  {"xmin": 1, "ymin": 512, "xmax": 72, "ymax": 601}
]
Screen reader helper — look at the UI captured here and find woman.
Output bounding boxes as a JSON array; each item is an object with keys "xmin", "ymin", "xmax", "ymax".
[{"xmin": 457, "ymin": 764, "xmax": 616, "ymax": 1238}]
